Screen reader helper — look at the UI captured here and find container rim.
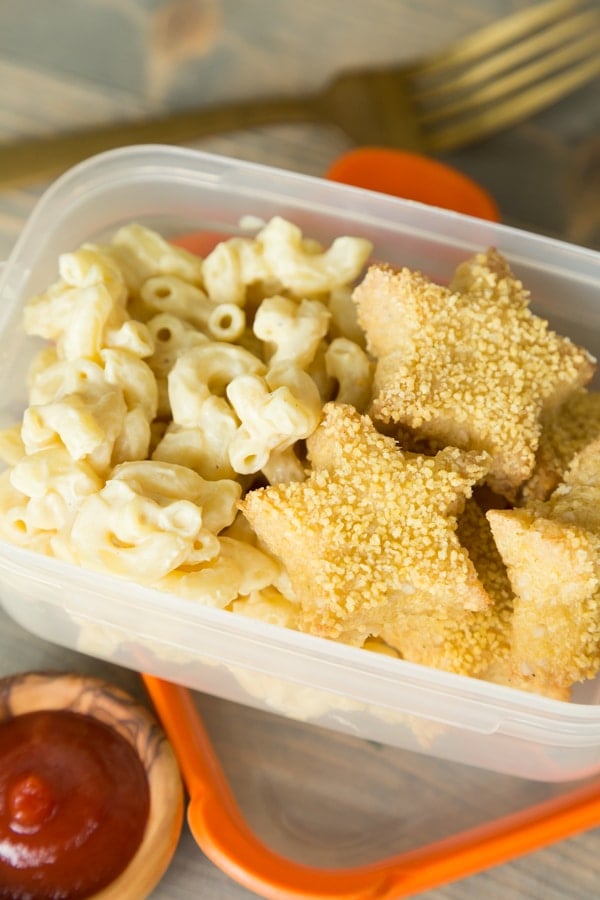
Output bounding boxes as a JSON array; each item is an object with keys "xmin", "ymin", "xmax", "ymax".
[
  {"xmin": 2, "ymin": 538, "xmax": 600, "ymax": 742},
  {"xmin": 2, "ymin": 145, "xmax": 599, "ymax": 290}
]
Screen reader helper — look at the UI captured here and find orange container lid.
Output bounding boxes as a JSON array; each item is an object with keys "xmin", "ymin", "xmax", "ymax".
[{"xmin": 143, "ymin": 674, "xmax": 600, "ymax": 900}]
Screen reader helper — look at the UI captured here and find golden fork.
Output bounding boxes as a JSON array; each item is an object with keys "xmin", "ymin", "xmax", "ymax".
[{"xmin": 0, "ymin": 0, "xmax": 598, "ymax": 188}]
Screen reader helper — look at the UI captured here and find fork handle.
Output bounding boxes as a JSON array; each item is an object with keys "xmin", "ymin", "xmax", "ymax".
[{"xmin": 0, "ymin": 94, "xmax": 318, "ymax": 188}]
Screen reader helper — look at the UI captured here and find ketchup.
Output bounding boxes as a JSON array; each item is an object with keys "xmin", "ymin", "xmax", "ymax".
[{"xmin": 0, "ymin": 709, "xmax": 150, "ymax": 899}]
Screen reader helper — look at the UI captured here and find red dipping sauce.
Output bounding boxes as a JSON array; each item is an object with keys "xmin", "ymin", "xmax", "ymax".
[{"xmin": 0, "ymin": 709, "xmax": 150, "ymax": 899}]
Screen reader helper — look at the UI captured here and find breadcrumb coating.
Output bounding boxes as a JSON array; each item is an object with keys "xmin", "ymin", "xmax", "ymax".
[
  {"xmin": 354, "ymin": 249, "xmax": 595, "ymax": 499},
  {"xmin": 542, "ymin": 437, "xmax": 600, "ymax": 535},
  {"xmin": 381, "ymin": 498, "xmax": 513, "ymax": 678},
  {"xmin": 487, "ymin": 439, "xmax": 600, "ymax": 693},
  {"xmin": 459, "ymin": 497, "xmax": 568, "ymax": 699},
  {"xmin": 241, "ymin": 403, "xmax": 490, "ymax": 645},
  {"xmin": 520, "ymin": 390, "xmax": 600, "ymax": 504}
]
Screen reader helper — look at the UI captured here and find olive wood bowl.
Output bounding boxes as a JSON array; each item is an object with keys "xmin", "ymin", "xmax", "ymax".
[{"xmin": 0, "ymin": 670, "xmax": 184, "ymax": 899}]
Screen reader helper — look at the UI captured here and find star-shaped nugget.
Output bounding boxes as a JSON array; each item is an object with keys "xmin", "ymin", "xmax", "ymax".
[
  {"xmin": 488, "ymin": 438, "xmax": 600, "ymax": 696},
  {"xmin": 354, "ymin": 249, "xmax": 595, "ymax": 499},
  {"xmin": 520, "ymin": 390, "xmax": 600, "ymax": 504},
  {"xmin": 241, "ymin": 403, "xmax": 490, "ymax": 645},
  {"xmin": 379, "ymin": 498, "xmax": 514, "ymax": 679}
]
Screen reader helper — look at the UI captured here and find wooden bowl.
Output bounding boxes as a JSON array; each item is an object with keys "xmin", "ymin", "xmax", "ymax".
[{"xmin": 0, "ymin": 670, "xmax": 184, "ymax": 899}]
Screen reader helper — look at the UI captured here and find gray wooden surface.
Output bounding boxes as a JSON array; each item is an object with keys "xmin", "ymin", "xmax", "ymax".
[{"xmin": 0, "ymin": 2, "xmax": 599, "ymax": 898}]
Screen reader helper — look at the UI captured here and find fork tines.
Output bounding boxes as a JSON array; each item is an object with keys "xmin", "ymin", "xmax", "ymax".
[{"xmin": 411, "ymin": 0, "xmax": 600, "ymax": 151}]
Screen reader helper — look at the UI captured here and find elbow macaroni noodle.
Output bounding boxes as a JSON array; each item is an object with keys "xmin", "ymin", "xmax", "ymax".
[
  {"xmin": 0, "ymin": 218, "xmax": 373, "ymax": 611},
  {"xmin": 325, "ymin": 337, "xmax": 374, "ymax": 412},
  {"xmin": 253, "ymin": 295, "xmax": 330, "ymax": 369},
  {"xmin": 226, "ymin": 363, "xmax": 322, "ymax": 474}
]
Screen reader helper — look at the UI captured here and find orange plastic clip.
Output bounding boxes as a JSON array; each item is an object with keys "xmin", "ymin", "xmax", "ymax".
[
  {"xmin": 143, "ymin": 674, "xmax": 600, "ymax": 900},
  {"xmin": 324, "ymin": 147, "xmax": 500, "ymax": 222}
]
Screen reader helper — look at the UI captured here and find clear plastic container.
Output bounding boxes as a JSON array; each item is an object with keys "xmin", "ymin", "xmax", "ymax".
[{"xmin": 1, "ymin": 145, "xmax": 599, "ymax": 783}]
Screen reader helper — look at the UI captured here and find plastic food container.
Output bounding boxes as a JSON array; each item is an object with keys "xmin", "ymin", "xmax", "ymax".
[{"xmin": 1, "ymin": 145, "xmax": 599, "ymax": 784}]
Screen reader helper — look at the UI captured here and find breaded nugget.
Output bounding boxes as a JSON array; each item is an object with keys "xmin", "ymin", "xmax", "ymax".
[
  {"xmin": 241, "ymin": 403, "xmax": 490, "ymax": 645},
  {"xmin": 381, "ymin": 498, "xmax": 513, "ymax": 678},
  {"xmin": 459, "ymin": 499, "xmax": 568, "ymax": 699},
  {"xmin": 520, "ymin": 390, "xmax": 600, "ymax": 504},
  {"xmin": 487, "ymin": 439, "xmax": 600, "ymax": 695},
  {"xmin": 540, "ymin": 436, "xmax": 600, "ymax": 536},
  {"xmin": 354, "ymin": 249, "xmax": 595, "ymax": 499}
]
